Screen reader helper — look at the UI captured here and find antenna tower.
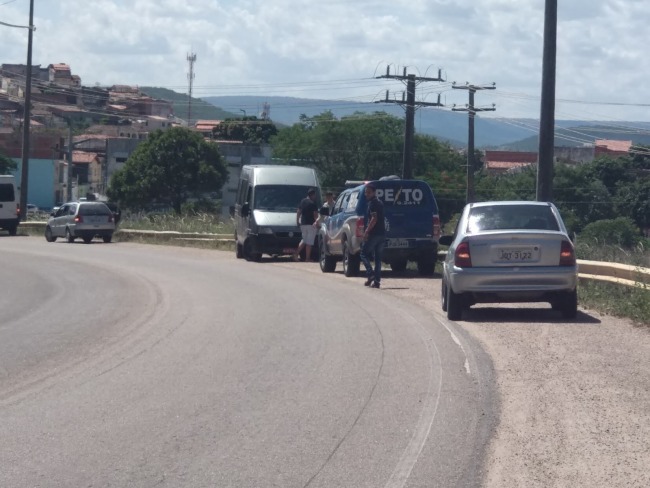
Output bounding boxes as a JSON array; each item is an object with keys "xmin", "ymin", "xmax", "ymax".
[{"xmin": 187, "ymin": 52, "xmax": 197, "ymax": 126}]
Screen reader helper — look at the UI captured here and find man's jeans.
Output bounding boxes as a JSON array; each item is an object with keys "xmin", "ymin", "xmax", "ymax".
[{"xmin": 360, "ymin": 234, "xmax": 385, "ymax": 284}]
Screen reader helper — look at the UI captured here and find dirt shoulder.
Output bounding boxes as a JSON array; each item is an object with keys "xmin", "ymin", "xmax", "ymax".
[{"xmin": 286, "ymin": 260, "xmax": 650, "ymax": 487}]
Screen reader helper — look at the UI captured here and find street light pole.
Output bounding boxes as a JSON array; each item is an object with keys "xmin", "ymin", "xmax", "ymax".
[{"xmin": 19, "ymin": 0, "xmax": 35, "ymax": 220}]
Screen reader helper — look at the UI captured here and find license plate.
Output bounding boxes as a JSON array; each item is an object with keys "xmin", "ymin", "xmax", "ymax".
[
  {"xmin": 386, "ymin": 238, "xmax": 410, "ymax": 248},
  {"xmin": 496, "ymin": 247, "xmax": 538, "ymax": 262}
]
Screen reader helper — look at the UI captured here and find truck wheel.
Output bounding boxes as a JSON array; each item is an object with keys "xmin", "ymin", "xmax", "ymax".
[
  {"xmin": 319, "ymin": 237, "xmax": 336, "ymax": 273},
  {"xmin": 343, "ymin": 241, "xmax": 360, "ymax": 277},
  {"xmin": 417, "ymin": 257, "xmax": 436, "ymax": 276}
]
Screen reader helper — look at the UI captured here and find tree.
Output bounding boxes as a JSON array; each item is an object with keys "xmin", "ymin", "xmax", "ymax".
[
  {"xmin": 0, "ymin": 152, "xmax": 17, "ymax": 174},
  {"xmin": 271, "ymin": 110, "xmax": 464, "ymax": 190},
  {"xmin": 108, "ymin": 127, "xmax": 228, "ymax": 214},
  {"xmin": 212, "ymin": 116, "xmax": 278, "ymax": 144}
]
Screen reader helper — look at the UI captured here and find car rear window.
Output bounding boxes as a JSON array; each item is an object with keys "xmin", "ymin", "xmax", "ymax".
[
  {"xmin": 0, "ymin": 183, "xmax": 15, "ymax": 202},
  {"xmin": 79, "ymin": 203, "xmax": 112, "ymax": 216},
  {"xmin": 468, "ymin": 205, "xmax": 560, "ymax": 233}
]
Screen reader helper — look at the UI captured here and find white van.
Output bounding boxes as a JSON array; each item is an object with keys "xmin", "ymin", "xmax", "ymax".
[
  {"xmin": 234, "ymin": 165, "xmax": 321, "ymax": 261},
  {"xmin": 0, "ymin": 175, "xmax": 20, "ymax": 236}
]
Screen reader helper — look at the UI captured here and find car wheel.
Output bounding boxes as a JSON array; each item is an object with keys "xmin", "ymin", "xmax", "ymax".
[
  {"xmin": 65, "ymin": 228, "xmax": 75, "ymax": 243},
  {"xmin": 342, "ymin": 241, "xmax": 360, "ymax": 277},
  {"xmin": 45, "ymin": 226, "xmax": 57, "ymax": 242},
  {"xmin": 441, "ymin": 279, "xmax": 448, "ymax": 312},
  {"xmin": 446, "ymin": 286, "xmax": 463, "ymax": 321},
  {"xmin": 390, "ymin": 259, "xmax": 407, "ymax": 273},
  {"xmin": 103, "ymin": 234, "xmax": 112, "ymax": 243},
  {"xmin": 319, "ymin": 237, "xmax": 337, "ymax": 273},
  {"xmin": 83, "ymin": 235, "xmax": 93, "ymax": 244},
  {"xmin": 417, "ymin": 257, "xmax": 436, "ymax": 276},
  {"xmin": 560, "ymin": 289, "xmax": 578, "ymax": 319}
]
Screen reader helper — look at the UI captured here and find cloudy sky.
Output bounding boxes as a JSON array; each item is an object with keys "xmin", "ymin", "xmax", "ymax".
[{"xmin": 2, "ymin": 0, "xmax": 650, "ymax": 123}]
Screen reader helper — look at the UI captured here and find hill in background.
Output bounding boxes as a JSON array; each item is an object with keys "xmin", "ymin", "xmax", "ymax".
[
  {"xmin": 140, "ymin": 87, "xmax": 239, "ymax": 121},
  {"xmin": 141, "ymin": 89, "xmax": 650, "ymax": 149}
]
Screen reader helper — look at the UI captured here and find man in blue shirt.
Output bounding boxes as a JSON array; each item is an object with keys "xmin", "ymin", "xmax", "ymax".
[{"xmin": 360, "ymin": 183, "xmax": 385, "ymax": 288}]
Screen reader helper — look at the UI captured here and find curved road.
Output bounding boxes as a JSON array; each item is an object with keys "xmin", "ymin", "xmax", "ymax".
[{"xmin": 0, "ymin": 236, "xmax": 495, "ymax": 488}]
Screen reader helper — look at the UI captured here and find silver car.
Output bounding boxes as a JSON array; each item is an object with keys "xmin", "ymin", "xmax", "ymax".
[
  {"xmin": 439, "ymin": 201, "xmax": 578, "ymax": 320},
  {"xmin": 45, "ymin": 201, "xmax": 116, "ymax": 244}
]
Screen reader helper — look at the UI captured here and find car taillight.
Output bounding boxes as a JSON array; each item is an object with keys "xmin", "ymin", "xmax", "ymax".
[
  {"xmin": 16, "ymin": 203, "xmax": 20, "ymax": 216},
  {"xmin": 433, "ymin": 214, "xmax": 441, "ymax": 238},
  {"xmin": 74, "ymin": 215, "xmax": 83, "ymax": 223},
  {"xmin": 108, "ymin": 214, "xmax": 114, "ymax": 223},
  {"xmin": 454, "ymin": 241, "xmax": 472, "ymax": 268},
  {"xmin": 559, "ymin": 240, "xmax": 576, "ymax": 266},
  {"xmin": 355, "ymin": 216, "xmax": 365, "ymax": 238}
]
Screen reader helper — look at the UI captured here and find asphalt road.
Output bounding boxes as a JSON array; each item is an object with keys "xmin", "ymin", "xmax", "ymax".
[{"xmin": 0, "ymin": 236, "xmax": 496, "ymax": 488}]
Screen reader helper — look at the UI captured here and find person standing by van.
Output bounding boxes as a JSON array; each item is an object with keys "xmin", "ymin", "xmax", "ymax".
[
  {"xmin": 317, "ymin": 191, "xmax": 336, "ymax": 226},
  {"xmin": 360, "ymin": 183, "xmax": 385, "ymax": 288},
  {"xmin": 294, "ymin": 188, "xmax": 319, "ymax": 262}
]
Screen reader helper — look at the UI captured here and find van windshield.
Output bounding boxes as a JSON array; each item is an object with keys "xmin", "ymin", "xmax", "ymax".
[{"xmin": 253, "ymin": 185, "xmax": 317, "ymax": 212}]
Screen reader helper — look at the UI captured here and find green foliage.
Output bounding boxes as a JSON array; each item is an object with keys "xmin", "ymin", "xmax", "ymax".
[
  {"xmin": 271, "ymin": 110, "xmax": 465, "ymax": 192},
  {"xmin": 579, "ymin": 281, "xmax": 650, "ymax": 326},
  {"xmin": 182, "ymin": 198, "xmax": 221, "ymax": 215},
  {"xmin": 579, "ymin": 217, "xmax": 642, "ymax": 247},
  {"xmin": 0, "ymin": 152, "xmax": 17, "ymax": 174},
  {"xmin": 212, "ymin": 116, "xmax": 278, "ymax": 143},
  {"xmin": 108, "ymin": 127, "xmax": 228, "ymax": 214}
]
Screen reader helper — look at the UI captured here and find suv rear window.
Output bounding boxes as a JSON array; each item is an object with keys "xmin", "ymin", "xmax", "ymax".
[
  {"xmin": 79, "ymin": 203, "xmax": 112, "ymax": 216},
  {"xmin": 0, "ymin": 183, "xmax": 15, "ymax": 202}
]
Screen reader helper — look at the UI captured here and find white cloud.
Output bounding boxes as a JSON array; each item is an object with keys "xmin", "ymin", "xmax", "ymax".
[{"xmin": 1, "ymin": 0, "xmax": 649, "ymax": 121}]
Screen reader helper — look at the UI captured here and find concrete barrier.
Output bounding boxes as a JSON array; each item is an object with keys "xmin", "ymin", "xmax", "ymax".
[{"xmin": 18, "ymin": 222, "xmax": 649, "ymax": 288}]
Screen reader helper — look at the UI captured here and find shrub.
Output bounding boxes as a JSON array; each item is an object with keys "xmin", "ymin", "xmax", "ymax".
[{"xmin": 579, "ymin": 217, "xmax": 642, "ymax": 248}]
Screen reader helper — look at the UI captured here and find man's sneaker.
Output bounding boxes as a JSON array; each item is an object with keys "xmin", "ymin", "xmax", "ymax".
[
  {"xmin": 370, "ymin": 281, "xmax": 381, "ymax": 289},
  {"xmin": 364, "ymin": 277, "xmax": 373, "ymax": 286}
]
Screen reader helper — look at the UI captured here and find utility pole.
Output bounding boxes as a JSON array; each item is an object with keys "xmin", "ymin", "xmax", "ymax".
[
  {"xmin": 376, "ymin": 67, "xmax": 444, "ymax": 179},
  {"xmin": 19, "ymin": 0, "xmax": 35, "ymax": 220},
  {"xmin": 452, "ymin": 82, "xmax": 496, "ymax": 204},
  {"xmin": 186, "ymin": 52, "xmax": 197, "ymax": 127},
  {"xmin": 537, "ymin": 0, "xmax": 557, "ymax": 202}
]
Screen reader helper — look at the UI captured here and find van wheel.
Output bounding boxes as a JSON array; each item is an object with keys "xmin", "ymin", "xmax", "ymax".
[
  {"xmin": 319, "ymin": 237, "xmax": 336, "ymax": 273},
  {"xmin": 8, "ymin": 224, "xmax": 17, "ymax": 236},
  {"xmin": 235, "ymin": 238, "xmax": 244, "ymax": 259},
  {"xmin": 45, "ymin": 226, "xmax": 57, "ymax": 242},
  {"xmin": 244, "ymin": 239, "xmax": 262, "ymax": 262},
  {"xmin": 103, "ymin": 234, "xmax": 112, "ymax": 243},
  {"xmin": 65, "ymin": 228, "xmax": 75, "ymax": 243},
  {"xmin": 390, "ymin": 259, "xmax": 407, "ymax": 273},
  {"xmin": 343, "ymin": 241, "xmax": 360, "ymax": 277}
]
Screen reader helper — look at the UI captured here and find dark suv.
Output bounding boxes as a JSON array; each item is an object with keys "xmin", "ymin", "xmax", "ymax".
[{"xmin": 318, "ymin": 177, "xmax": 441, "ymax": 276}]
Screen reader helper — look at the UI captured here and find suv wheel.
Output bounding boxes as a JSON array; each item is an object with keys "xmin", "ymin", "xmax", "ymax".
[
  {"xmin": 417, "ymin": 257, "xmax": 436, "ymax": 276},
  {"xmin": 390, "ymin": 259, "xmax": 407, "ymax": 273},
  {"xmin": 319, "ymin": 237, "xmax": 336, "ymax": 273},
  {"xmin": 343, "ymin": 241, "xmax": 360, "ymax": 277}
]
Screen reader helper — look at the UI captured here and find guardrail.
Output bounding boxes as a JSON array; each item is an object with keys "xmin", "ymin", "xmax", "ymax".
[{"xmin": 17, "ymin": 222, "xmax": 650, "ymax": 288}]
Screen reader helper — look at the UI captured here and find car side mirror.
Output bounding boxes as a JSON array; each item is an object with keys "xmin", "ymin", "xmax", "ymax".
[{"xmin": 242, "ymin": 203, "xmax": 250, "ymax": 217}]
